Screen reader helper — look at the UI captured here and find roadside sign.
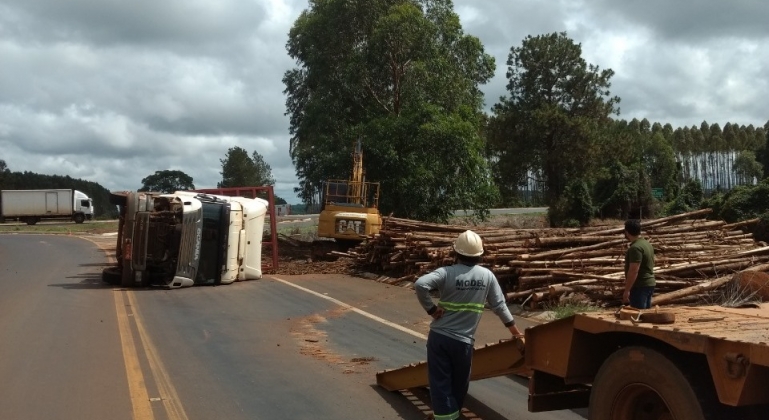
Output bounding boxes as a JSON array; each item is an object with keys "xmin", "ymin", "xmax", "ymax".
[{"xmin": 651, "ymin": 188, "xmax": 664, "ymax": 199}]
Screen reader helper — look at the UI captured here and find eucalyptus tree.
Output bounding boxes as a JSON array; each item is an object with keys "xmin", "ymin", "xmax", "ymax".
[
  {"xmin": 488, "ymin": 32, "xmax": 619, "ymax": 210},
  {"xmin": 733, "ymin": 151, "xmax": 763, "ymax": 185},
  {"xmin": 0, "ymin": 159, "xmax": 8, "ymax": 187},
  {"xmin": 762, "ymin": 121, "xmax": 769, "ymax": 179},
  {"xmin": 218, "ymin": 147, "xmax": 275, "ymax": 188},
  {"xmin": 284, "ymin": 0, "xmax": 498, "ymax": 221}
]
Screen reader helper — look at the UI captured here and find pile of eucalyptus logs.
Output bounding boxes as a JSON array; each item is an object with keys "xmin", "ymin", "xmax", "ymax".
[{"xmin": 347, "ymin": 209, "xmax": 769, "ymax": 307}]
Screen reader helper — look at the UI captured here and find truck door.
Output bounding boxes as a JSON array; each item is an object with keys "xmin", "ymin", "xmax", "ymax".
[{"xmin": 46, "ymin": 192, "xmax": 58, "ymax": 214}]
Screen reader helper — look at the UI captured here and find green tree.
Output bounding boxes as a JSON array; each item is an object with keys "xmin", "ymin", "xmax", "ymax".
[
  {"xmin": 488, "ymin": 32, "xmax": 619, "ymax": 221},
  {"xmin": 218, "ymin": 147, "xmax": 275, "ymax": 188},
  {"xmin": 0, "ymin": 159, "xmax": 8, "ymax": 187},
  {"xmin": 138, "ymin": 170, "xmax": 195, "ymax": 193},
  {"xmin": 732, "ymin": 150, "xmax": 763, "ymax": 185},
  {"xmin": 645, "ymin": 132, "xmax": 677, "ymax": 195},
  {"xmin": 760, "ymin": 121, "xmax": 769, "ymax": 179},
  {"xmin": 548, "ymin": 178, "xmax": 594, "ymax": 226},
  {"xmin": 284, "ymin": 0, "xmax": 497, "ymax": 222}
]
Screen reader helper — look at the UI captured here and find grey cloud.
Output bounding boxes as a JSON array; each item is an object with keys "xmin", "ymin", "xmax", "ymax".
[
  {"xmin": 582, "ymin": 0, "xmax": 769, "ymax": 42},
  {"xmin": 1, "ymin": 0, "xmax": 269, "ymax": 50}
]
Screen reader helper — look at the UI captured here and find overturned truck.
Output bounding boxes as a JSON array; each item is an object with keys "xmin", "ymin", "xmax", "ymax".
[{"xmin": 102, "ymin": 190, "xmax": 267, "ymax": 288}]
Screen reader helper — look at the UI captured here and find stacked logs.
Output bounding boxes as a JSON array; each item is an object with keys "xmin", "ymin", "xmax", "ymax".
[{"xmin": 348, "ymin": 209, "xmax": 769, "ymax": 307}]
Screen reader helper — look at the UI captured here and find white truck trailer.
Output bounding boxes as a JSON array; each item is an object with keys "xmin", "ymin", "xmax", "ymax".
[
  {"xmin": 102, "ymin": 190, "xmax": 267, "ymax": 288},
  {"xmin": 0, "ymin": 189, "xmax": 94, "ymax": 225}
]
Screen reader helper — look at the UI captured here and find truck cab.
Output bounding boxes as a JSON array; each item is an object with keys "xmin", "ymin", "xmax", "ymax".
[
  {"xmin": 103, "ymin": 190, "xmax": 267, "ymax": 289},
  {"xmin": 173, "ymin": 191, "xmax": 267, "ymax": 283},
  {"xmin": 73, "ymin": 190, "xmax": 94, "ymax": 221}
]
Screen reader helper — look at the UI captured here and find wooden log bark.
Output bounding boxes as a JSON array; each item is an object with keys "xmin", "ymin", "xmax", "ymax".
[{"xmin": 651, "ymin": 275, "xmax": 733, "ymax": 305}]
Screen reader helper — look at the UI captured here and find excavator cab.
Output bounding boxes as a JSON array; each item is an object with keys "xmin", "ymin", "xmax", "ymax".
[{"xmin": 314, "ymin": 139, "xmax": 382, "ymax": 256}]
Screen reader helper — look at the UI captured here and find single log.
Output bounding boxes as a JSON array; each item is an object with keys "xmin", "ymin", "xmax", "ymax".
[
  {"xmin": 651, "ymin": 275, "xmax": 734, "ymax": 305},
  {"xmin": 550, "ymin": 271, "xmax": 623, "ymax": 282},
  {"xmin": 584, "ymin": 209, "xmax": 713, "ymax": 236},
  {"xmin": 721, "ymin": 218, "xmax": 760, "ymax": 230},
  {"xmin": 520, "ymin": 239, "xmax": 626, "ymax": 260}
]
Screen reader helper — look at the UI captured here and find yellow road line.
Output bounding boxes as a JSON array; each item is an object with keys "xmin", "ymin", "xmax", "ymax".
[
  {"xmin": 126, "ymin": 291, "xmax": 189, "ymax": 420},
  {"xmin": 114, "ymin": 290, "xmax": 154, "ymax": 420}
]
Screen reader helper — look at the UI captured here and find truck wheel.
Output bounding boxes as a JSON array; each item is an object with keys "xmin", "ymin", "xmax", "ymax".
[
  {"xmin": 102, "ymin": 267, "xmax": 122, "ymax": 285},
  {"xmin": 25, "ymin": 218, "xmax": 38, "ymax": 225},
  {"xmin": 74, "ymin": 213, "xmax": 85, "ymax": 224},
  {"xmin": 589, "ymin": 346, "xmax": 717, "ymax": 420}
]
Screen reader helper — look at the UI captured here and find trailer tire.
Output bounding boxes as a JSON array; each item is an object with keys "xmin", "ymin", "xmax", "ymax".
[
  {"xmin": 25, "ymin": 218, "xmax": 38, "ymax": 225},
  {"xmin": 589, "ymin": 346, "xmax": 718, "ymax": 420},
  {"xmin": 74, "ymin": 213, "xmax": 85, "ymax": 224},
  {"xmin": 102, "ymin": 267, "xmax": 122, "ymax": 285}
]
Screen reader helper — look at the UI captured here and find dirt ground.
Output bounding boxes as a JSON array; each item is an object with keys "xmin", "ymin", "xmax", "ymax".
[{"xmin": 267, "ymin": 236, "xmax": 359, "ymax": 276}]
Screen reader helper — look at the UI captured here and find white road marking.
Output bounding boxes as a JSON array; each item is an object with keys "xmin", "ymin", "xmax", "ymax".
[{"xmin": 271, "ymin": 276, "xmax": 428, "ymax": 340}]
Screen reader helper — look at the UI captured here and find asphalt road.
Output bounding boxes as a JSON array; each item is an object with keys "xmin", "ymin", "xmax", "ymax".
[{"xmin": 0, "ymin": 234, "xmax": 585, "ymax": 420}]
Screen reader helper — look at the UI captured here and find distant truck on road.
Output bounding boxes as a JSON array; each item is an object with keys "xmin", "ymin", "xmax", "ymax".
[{"xmin": 0, "ymin": 189, "xmax": 94, "ymax": 225}]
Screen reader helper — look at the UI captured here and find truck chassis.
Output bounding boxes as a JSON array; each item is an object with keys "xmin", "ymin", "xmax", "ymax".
[{"xmin": 377, "ymin": 304, "xmax": 769, "ymax": 419}]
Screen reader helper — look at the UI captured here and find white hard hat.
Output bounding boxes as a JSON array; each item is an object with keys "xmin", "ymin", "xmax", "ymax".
[{"xmin": 454, "ymin": 230, "xmax": 484, "ymax": 257}]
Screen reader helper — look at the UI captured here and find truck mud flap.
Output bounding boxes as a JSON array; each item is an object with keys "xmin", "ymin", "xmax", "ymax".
[{"xmin": 376, "ymin": 338, "xmax": 527, "ymax": 391}]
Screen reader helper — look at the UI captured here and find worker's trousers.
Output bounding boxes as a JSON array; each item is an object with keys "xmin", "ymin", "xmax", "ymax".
[
  {"xmin": 629, "ymin": 286, "xmax": 655, "ymax": 309},
  {"xmin": 426, "ymin": 330, "xmax": 473, "ymax": 420}
]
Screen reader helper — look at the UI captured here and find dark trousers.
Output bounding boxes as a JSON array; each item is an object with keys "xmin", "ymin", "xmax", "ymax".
[
  {"xmin": 427, "ymin": 330, "xmax": 473, "ymax": 420},
  {"xmin": 629, "ymin": 286, "xmax": 655, "ymax": 309}
]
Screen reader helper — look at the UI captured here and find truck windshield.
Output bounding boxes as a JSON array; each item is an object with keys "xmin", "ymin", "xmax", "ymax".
[{"xmin": 195, "ymin": 200, "xmax": 230, "ymax": 285}]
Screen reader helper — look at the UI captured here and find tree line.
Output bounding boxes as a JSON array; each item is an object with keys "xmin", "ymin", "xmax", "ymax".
[
  {"xmin": 283, "ymin": 0, "xmax": 769, "ymax": 225},
  {"xmin": 0, "ymin": 146, "xmax": 282, "ymax": 219}
]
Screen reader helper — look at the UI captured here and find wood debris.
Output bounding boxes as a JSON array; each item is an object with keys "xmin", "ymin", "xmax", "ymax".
[{"xmin": 347, "ymin": 209, "xmax": 769, "ymax": 308}]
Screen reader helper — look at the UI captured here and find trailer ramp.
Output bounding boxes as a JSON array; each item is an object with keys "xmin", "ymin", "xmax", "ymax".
[{"xmin": 376, "ymin": 338, "xmax": 527, "ymax": 391}]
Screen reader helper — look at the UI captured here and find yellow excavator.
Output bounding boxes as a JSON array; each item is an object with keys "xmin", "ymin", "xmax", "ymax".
[{"xmin": 314, "ymin": 138, "xmax": 382, "ymax": 257}]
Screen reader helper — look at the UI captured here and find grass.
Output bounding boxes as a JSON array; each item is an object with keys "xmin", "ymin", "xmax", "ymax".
[
  {"xmin": 707, "ymin": 277, "xmax": 763, "ymax": 308},
  {"xmin": 0, "ymin": 219, "xmax": 119, "ymax": 235},
  {"xmin": 543, "ymin": 301, "xmax": 600, "ymax": 320},
  {"xmin": 274, "ymin": 223, "xmax": 318, "ymax": 241}
]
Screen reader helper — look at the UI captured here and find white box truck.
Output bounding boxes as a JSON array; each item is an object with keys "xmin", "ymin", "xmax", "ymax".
[
  {"xmin": 102, "ymin": 190, "xmax": 267, "ymax": 288},
  {"xmin": 0, "ymin": 189, "xmax": 94, "ymax": 225}
]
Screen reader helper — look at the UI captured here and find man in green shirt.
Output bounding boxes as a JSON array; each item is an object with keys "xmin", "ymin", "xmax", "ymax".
[{"xmin": 623, "ymin": 219, "xmax": 656, "ymax": 309}]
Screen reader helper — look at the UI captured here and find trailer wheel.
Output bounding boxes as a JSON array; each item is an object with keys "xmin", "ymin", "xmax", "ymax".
[
  {"xmin": 102, "ymin": 267, "xmax": 122, "ymax": 285},
  {"xmin": 74, "ymin": 213, "xmax": 85, "ymax": 224},
  {"xmin": 25, "ymin": 218, "xmax": 38, "ymax": 225},
  {"xmin": 589, "ymin": 346, "xmax": 717, "ymax": 420}
]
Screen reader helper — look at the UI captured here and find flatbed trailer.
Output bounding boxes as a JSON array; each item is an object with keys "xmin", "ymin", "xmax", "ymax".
[{"xmin": 377, "ymin": 304, "xmax": 769, "ymax": 419}]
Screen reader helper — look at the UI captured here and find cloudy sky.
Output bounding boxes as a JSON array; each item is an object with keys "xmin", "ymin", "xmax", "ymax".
[{"xmin": 1, "ymin": 0, "xmax": 767, "ymax": 203}]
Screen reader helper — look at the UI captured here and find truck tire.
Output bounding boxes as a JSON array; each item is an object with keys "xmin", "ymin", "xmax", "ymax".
[
  {"xmin": 74, "ymin": 213, "xmax": 85, "ymax": 224},
  {"xmin": 589, "ymin": 346, "xmax": 718, "ymax": 420},
  {"xmin": 102, "ymin": 266, "xmax": 122, "ymax": 285},
  {"xmin": 25, "ymin": 218, "xmax": 38, "ymax": 225}
]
